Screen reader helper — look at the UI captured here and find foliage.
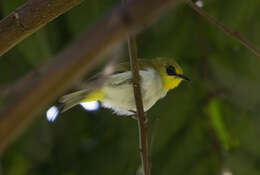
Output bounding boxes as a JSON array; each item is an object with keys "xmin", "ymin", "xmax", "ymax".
[{"xmin": 1, "ymin": 0, "xmax": 260, "ymax": 174}]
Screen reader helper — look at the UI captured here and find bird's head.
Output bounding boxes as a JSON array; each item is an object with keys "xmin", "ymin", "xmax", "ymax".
[{"xmin": 153, "ymin": 57, "xmax": 190, "ymax": 90}]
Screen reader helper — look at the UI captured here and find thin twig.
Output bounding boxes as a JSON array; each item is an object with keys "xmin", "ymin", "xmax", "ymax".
[
  {"xmin": 128, "ymin": 32, "xmax": 150, "ymax": 175},
  {"xmin": 186, "ymin": 0, "xmax": 260, "ymax": 57},
  {"xmin": 0, "ymin": 0, "xmax": 182, "ymax": 155},
  {"xmin": 122, "ymin": 0, "xmax": 150, "ymax": 174}
]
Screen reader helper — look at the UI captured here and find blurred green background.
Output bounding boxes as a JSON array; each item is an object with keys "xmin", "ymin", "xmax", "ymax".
[{"xmin": 1, "ymin": 0, "xmax": 260, "ymax": 174}]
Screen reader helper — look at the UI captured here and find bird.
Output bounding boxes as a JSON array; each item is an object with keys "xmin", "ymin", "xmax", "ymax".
[{"xmin": 58, "ymin": 57, "xmax": 189, "ymax": 116}]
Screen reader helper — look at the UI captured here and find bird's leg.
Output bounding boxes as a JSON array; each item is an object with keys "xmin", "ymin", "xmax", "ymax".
[{"xmin": 129, "ymin": 110, "xmax": 148, "ymax": 124}]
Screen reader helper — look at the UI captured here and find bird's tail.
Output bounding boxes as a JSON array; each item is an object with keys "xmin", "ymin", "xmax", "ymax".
[
  {"xmin": 58, "ymin": 89, "xmax": 104, "ymax": 113},
  {"xmin": 58, "ymin": 89, "xmax": 90, "ymax": 113}
]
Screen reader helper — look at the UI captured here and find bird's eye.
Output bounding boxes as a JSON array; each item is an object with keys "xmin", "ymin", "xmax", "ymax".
[{"xmin": 166, "ymin": 65, "xmax": 176, "ymax": 75}]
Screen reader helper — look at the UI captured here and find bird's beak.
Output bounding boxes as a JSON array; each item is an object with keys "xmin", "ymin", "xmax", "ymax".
[{"xmin": 176, "ymin": 74, "xmax": 190, "ymax": 81}]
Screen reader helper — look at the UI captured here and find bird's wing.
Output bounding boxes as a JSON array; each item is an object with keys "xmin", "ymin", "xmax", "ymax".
[
  {"xmin": 86, "ymin": 59, "xmax": 152, "ymax": 83},
  {"xmin": 112, "ymin": 59, "xmax": 152, "ymax": 74},
  {"xmin": 105, "ymin": 59, "xmax": 153, "ymax": 86}
]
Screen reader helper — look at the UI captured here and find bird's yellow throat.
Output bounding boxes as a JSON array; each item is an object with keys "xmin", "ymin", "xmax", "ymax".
[{"xmin": 160, "ymin": 74, "xmax": 183, "ymax": 90}]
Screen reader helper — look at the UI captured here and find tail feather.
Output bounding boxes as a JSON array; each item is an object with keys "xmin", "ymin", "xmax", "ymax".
[{"xmin": 58, "ymin": 89, "xmax": 89, "ymax": 113}]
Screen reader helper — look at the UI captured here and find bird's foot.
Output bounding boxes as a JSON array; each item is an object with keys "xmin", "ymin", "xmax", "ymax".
[{"xmin": 129, "ymin": 110, "xmax": 148, "ymax": 124}]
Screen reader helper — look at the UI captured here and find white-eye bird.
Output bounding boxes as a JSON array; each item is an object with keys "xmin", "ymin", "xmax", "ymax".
[{"xmin": 58, "ymin": 58, "xmax": 189, "ymax": 116}]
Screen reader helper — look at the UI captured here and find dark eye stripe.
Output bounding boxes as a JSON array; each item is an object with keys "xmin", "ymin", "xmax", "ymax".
[{"xmin": 166, "ymin": 65, "xmax": 176, "ymax": 75}]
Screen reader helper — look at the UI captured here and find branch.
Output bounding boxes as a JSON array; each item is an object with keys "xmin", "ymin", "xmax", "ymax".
[
  {"xmin": 127, "ymin": 27, "xmax": 150, "ymax": 175},
  {"xmin": 0, "ymin": 0, "xmax": 183, "ymax": 155},
  {"xmin": 0, "ymin": 0, "xmax": 83, "ymax": 56},
  {"xmin": 122, "ymin": 0, "xmax": 150, "ymax": 174},
  {"xmin": 186, "ymin": 0, "xmax": 260, "ymax": 57}
]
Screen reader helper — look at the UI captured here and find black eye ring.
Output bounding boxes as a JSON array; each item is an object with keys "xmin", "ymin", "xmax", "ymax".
[{"xmin": 166, "ymin": 65, "xmax": 176, "ymax": 75}]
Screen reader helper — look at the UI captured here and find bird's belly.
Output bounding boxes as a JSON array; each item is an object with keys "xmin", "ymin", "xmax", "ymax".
[{"xmin": 101, "ymin": 69, "xmax": 166, "ymax": 115}]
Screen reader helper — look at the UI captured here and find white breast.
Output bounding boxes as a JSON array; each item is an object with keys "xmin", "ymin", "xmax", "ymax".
[{"xmin": 101, "ymin": 68, "xmax": 167, "ymax": 116}]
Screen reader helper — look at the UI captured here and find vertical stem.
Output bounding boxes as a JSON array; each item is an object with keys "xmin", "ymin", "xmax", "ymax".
[
  {"xmin": 128, "ymin": 35, "xmax": 150, "ymax": 175},
  {"xmin": 122, "ymin": 1, "xmax": 150, "ymax": 174}
]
